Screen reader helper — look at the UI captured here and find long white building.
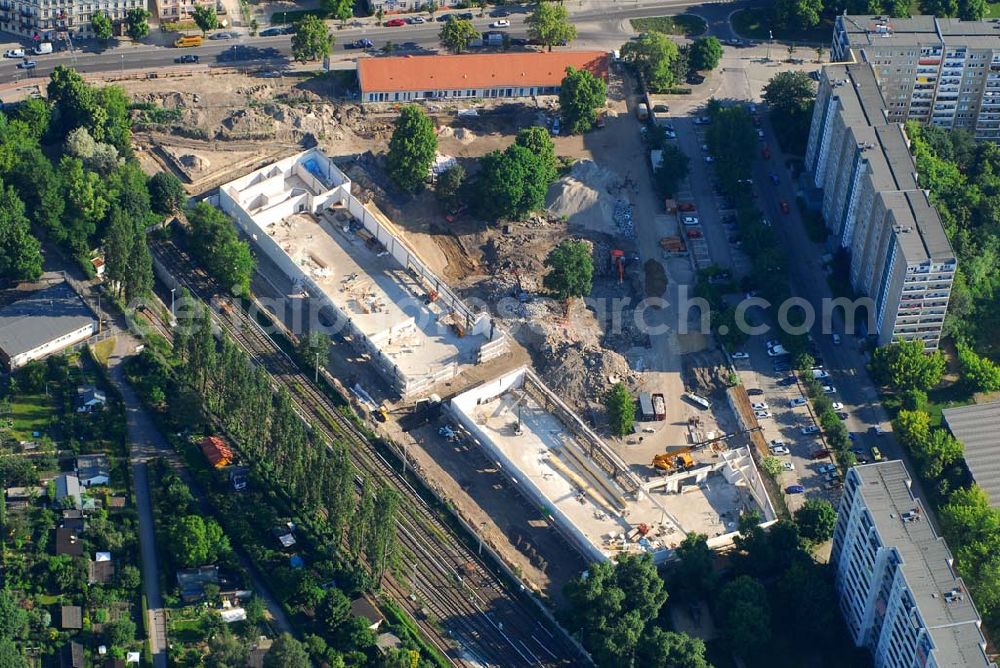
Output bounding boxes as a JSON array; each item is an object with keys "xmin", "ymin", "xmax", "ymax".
[
  {"xmin": 832, "ymin": 461, "xmax": 994, "ymax": 668},
  {"xmin": 0, "ymin": 0, "xmax": 144, "ymax": 40},
  {"xmin": 805, "ymin": 63, "xmax": 955, "ymax": 350}
]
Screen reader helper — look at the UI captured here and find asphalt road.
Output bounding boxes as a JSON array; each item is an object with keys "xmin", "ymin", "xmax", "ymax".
[{"xmin": 0, "ymin": 0, "xmax": 754, "ymax": 84}]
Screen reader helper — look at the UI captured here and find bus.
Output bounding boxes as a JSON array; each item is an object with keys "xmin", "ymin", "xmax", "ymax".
[
  {"xmin": 174, "ymin": 35, "xmax": 203, "ymax": 48},
  {"xmin": 684, "ymin": 392, "xmax": 711, "ymax": 410}
]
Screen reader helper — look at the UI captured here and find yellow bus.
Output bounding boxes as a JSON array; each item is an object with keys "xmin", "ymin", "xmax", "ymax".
[{"xmin": 174, "ymin": 35, "xmax": 202, "ymax": 48}]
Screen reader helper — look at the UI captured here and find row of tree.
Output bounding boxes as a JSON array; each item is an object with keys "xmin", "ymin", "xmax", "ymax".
[{"xmin": 771, "ymin": 0, "xmax": 988, "ymax": 34}]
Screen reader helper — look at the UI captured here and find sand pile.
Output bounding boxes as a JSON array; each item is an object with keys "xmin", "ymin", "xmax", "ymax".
[
  {"xmin": 439, "ymin": 125, "xmax": 478, "ymax": 144},
  {"xmin": 546, "ymin": 160, "xmax": 623, "ymax": 233},
  {"xmin": 538, "ymin": 339, "xmax": 638, "ymax": 410}
]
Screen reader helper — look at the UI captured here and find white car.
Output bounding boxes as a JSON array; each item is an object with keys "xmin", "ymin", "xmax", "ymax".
[
  {"xmin": 812, "ymin": 368, "xmax": 830, "ymax": 379},
  {"xmin": 782, "ymin": 461, "xmax": 795, "ymax": 471},
  {"xmin": 751, "ymin": 402, "xmax": 769, "ymax": 410},
  {"xmin": 767, "ymin": 345, "xmax": 788, "ymax": 357},
  {"xmin": 823, "ymin": 385, "xmax": 837, "ymax": 394},
  {"xmin": 789, "ymin": 397, "xmax": 807, "ymax": 407},
  {"xmin": 757, "ymin": 129, "xmax": 765, "ymax": 139},
  {"xmin": 409, "ymin": 15, "xmax": 426, "ymax": 23},
  {"xmin": 801, "ymin": 425, "xmax": 821, "ymax": 435},
  {"xmin": 4, "ymin": 49, "xmax": 25, "ymax": 58},
  {"xmin": 766, "ymin": 339, "xmax": 780, "ymax": 348},
  {"xmin": 701, "ymin": 143, "xmax": 710, "ymax": 152},
  {"xmin": 754, "ymin": 410, "xmax": 772, "ymax": 419},
  {"xmin": 682, "ymin": 215, "xmax": 699, "ymax": 226},
  {"xmin": 770, "ymin": 445, "xmax": 790, "ymax": 455},
  {"xmin": 831, "ymin": 402, "xmax": 844, "ymax": 410},
  {"xmin": 704, "ymin": 156, "xmax": 714, "ymax": 163},
  {"xmin": 490, "ymin": 19, "xmax": 510, "ymax": 27},
  {"xmin": 732, "ymin": 352, "xmax": 750, "ymax": 360}
]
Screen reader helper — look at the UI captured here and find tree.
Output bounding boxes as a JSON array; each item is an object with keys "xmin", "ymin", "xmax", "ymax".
[
  {"xmin": 959, "ymin": 0, "xmax": 987, "ymax": 20},
  {"xmin": 206, "ymin": 627, "xmax": 248, "ymax": 668},
  {"xmin": 149, "ymin": 171, "xmax": 186, "ymax": 215},
  {"xmin": 435, "ymin": 164, "xmax": 465, "ymax": 208},
  {"xmin": 298, "ymin": 331, "xmax": 331, "ymax": 369},
  {"xmin": 636, "ymin": 628, "xmax": 709, "ymax": 668},
  {"xmin": 0, "ymin": 640, "xmax": 26, "ymax": 668},
  {"xmin": 386, "ymin": 105, "xmax": 437, "ymax": 193},
  {"xmin": 515, "ymin": 127, "xmax": 557, "ymax": 178},
  {"xmin": 526, "ymin": 2, "xmax": 576, "ymax": 52},
  {"xmin": 291, "ymin": 15, "xmax": 333, "ymax": 63},
  {"xmin": 92, "ymin": 12, "xmax": 113, "ymax": 41},
  {"xmin": 688, "ymin": 36, "xmax": 722, "ymax": 71},
  {"xmin": 871, "ymin": 339, "xmax": 945, "ymax": 393},
  {"xmin": 186, "ymin": 201, "xmax": 255, "ymax": 295},
  {"xmin": 621, "ymin": 32, "xmax": 680, "ymax": 92},
  {"xmin": 322, "ymin": 0, "xmax": 353, "ymax": 23},
  {"xmin": 439, "ymin": 18, "xmax": 478, "ymax": 54},
  {"xmin": 104, "ymin": 616, "xmax": 136, "ymax": 647},
  {"xmin": 760, "ymin": 455, "xmax": 783, "ymax": 477},
  {"xmin": 13, "ymin": 97, "xmax": 51, "ymax": 140},
  {"xmin": 762, "ymin": 70, "xmax": 816, "ymax": 153},
  {"xmin": 0, "ymin": 591, "xmax": 28, "ymax": 640},
  {"xmin": 476, "ymin": 145, "xmax": 552, "ymax": 220},
  {"xmin": 651, "ymin": 144, "xmax": 690, "ymax": 198},
  {"xmin": 922, "ymin": 0, "xmax": 959, "ymax": 15},
  {"xmin": 773, "ymin": 0, "xmax": 823, "ymax": 30},
  {"xmin": 957, "ymin": 343, "xmax": 1000, "ymax": 392},
  {"xmin": 543, "ymin": 239, "xmax": 593, "ymax": 302},
  {"xmin": 168, "ymin": 515, "xmax": 230, "ymax": 567},
  {"xmin": 125, "ymin": 8, "xmax": 149, "ymax": 40},
  {"xmin": 559, "ymin": 66, "xmax": 607, "ymax": 134},
  {"xmin": 671, "ymin": 533, "xmax": 716, "ymax": 601},
  {"xmin": 264, "ymin": 634, "xmax": 310, "ymax": 668},
  {"xmin": 605, "ymin": 382, "xmax": 635, "ymax": 438},
  {"xmin": 193, "ymin": 5, "xmax": 218, "ymax": 35},
  {"xmin": 716, "ymin": 575, "xmax": 771, "ymax": 657},
  {"xmin": 0, "ymin": 182, "xmax": 43, "ymax": 283},
  {"xmin": 795, "ymin": 497, "xmax": 837, "ymax": 543}
]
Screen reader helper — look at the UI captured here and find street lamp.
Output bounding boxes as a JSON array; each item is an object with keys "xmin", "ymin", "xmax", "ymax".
[
  {"xmin": 170, "ymin": 287, "xmax": 176, "ymax": 318},
  {"xmin": 120, "ymin": 52, "xmax": 124, "ymax": 76},
  {"xmin": 767, "ymin": 29, "xmax": 773, "ymax": 62},
  {"xmin": 478, "ymin": 522, "xmax": 487, "ymax": 555}
]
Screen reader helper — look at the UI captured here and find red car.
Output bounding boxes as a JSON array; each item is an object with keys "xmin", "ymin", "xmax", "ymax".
[
  {"xmin": 761, "ymin": 144, "xmax": 771, "ymax": 160},
  {"xmin": 678, "ymin": 202, "xmax": 697, "ymax": 212},
  {"xmin": 686, "ymin": 229, "xmax": 703, "ymax": 239},
  {"xmin": 780, "ymin": 200, "xmax": 790, "ymax": 214},
  {"xmin": 811, "ymin": 449, "xmax": 831, "ymax": 460},
  {"xmin": 385, "ymin": 18, "xmax": 407, "ymax": 26}
]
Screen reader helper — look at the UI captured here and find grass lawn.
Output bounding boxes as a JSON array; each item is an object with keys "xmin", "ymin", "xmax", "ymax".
[
  {"xmin": 630, "ymin": 14, "xmax": 707, "ymax": 36},
  {"xmin": 270, "ymin": 8, "xmax": 325, "ymax": 25},
  {"xmin": 730, "ymin": 10, "xmax": 834, "ymax": 45},
  {"xmin": 91, "ymin": 337, "xmax": 116, "ymax": 367},
  {"xmin": 8, "ymin": 393, "xmax": 53, "ymax": 441},
  {"xmin": 986, "ymin": 1, "xmax": 1000, "ymax": 17}
]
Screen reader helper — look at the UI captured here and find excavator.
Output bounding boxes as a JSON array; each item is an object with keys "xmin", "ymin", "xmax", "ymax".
[{"xmin": 651, "ymin": 424, "xmax": 764, "ymax": 472}]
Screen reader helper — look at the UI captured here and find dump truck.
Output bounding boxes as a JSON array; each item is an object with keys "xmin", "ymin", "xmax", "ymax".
[{"xmin": 652, "ymin": 393, "xmax": 666, "ymax": 421}]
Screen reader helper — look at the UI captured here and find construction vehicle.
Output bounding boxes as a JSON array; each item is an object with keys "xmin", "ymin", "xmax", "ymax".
[
  {"xmin": 610, "ymin": 249, "xmax": 625, "ymax": 284},
  {"xmin": 652, "ymin": 449, "xmax": 695, "ymax": 472},
  {"xmin": 375, "ymin": 394, "xmax": 443, "ymax": 430}
]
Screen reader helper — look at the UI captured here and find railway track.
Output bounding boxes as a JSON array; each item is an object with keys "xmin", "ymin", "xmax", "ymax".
[{"xmin": 149, "ymin": 238, "xmax": 586, "ymax": 667}]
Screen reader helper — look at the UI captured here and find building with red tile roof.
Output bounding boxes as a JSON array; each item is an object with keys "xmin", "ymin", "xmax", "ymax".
[
  {"xmin": 200, "ymin": 436, "xmax": 233, "ymax": 469},
  {"xmin": 358, "ymin": 51, "xmax": 609, "ymax": 104}
]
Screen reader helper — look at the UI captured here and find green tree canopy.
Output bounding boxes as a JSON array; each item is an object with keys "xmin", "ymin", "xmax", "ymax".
[
  {"xmin": 0, "ymin": 182, "xmax": 42, "ymax": 283},
  {"xmin": 322, "ymin": 0, "xmax": 353, "ymax": 23},
  {"xmin": 0, "ymin": 591, "xmax": 28, "ymax": 640},
  {"xmin": 386, "ymin": 105, "xmax": 438, "ymax": 193},
  {"xmin": 125, "ymin": 8, "xmax": 150, "ymax": 40},
  {"xmin": 957, "ymin": 343, "xmax": 1000, "ymax": 392},
  {"xmin": 476, "ymin": 145, "xmax": 552, "ymax": 220},
  {"xmin": 104, "ymin": 616, "xmax": 136, "ymax": 648},
  {"xmin": 291, "ymin": 15, "xmax": 333, "ymax": 63},
  {"xmin": 773, "ymin": 0, "xmax": 823, "ymax": 30},
  {"xmin": 543, "ymin": 239, "xmax": 593, "ymax": 301},
  {"xmin": 559, "ymin": 66, "xmax": 607, "ymax": 134},
  {"xmin": 435, "ymin": 164, "xmax": 465, "ymax": 209},
  {"xmin": 717, "ymin": 575, "xmax": 771, "ymax": 657},
  {"xmin": 264, "ymin": 633, "xmax": 311, "ymax": 668},
  {"xmin": 91, "ymin": 12, "xmax": 113, "ymax": 40},
  {"xmin": 515, "ymin": 126, "xmax": 557, "ymax": 177},
  {"xmin": 605, "ymin": 382, "xmax": 635, "ymax": 438},
  {"xmin": 0, "ymin": 639, "xmax": 27, "ymax": 668},
  {"xmin": 621, "ymin": 32, "xmax": 680, "ymax": 92},
  {"xmin": 439, "ymin": 18, "xmax": 479, "ymax": 53},
  {"xmin": 958, "ymin": 0, "xmax": 988, "ymax": 20},
  {"xmin": 169, "ymin": 515, "xmax": 231, "ymax": 568},
  {"xmin": 922, "ymin": 0, "xmax": 960, "ymax": 15},
  {"xmin": 794, "ymin": 497, "xmax": 837, "ymax": 543},
  {"xmin": 149, "ymin": 171, "xmax": 187, "ymax": 215},
  {"xmin": 871, "ymin": 339, "xmax": 945, "ymax": 393},
  {"xmin": 186, "ymin": 201, "xmax": 254, "ymax": 295},
  {"xmin": 636, "ymin": 627, "xmax": 709, "ymax": 668},
  {"xmin": 193, "ymin": 5, "xmax": 218, "ymax": 35},
  {"xmin": 652, "ymin": 144, "xmax": 690, "ymax": 198},
  {"xmin": 526, "ymin": 2, "xmax": 576, "ymax": 52},
  {"xmin": 762, "ymin": 70, "xmax": 816, "ymax": 153},
  {"xmin": 671, "ymin": 532, "xmax": 717, "ymax": 601},
  {"xmin": 689, "ymin": 36, "xmax": 723, "ymax": 71}
]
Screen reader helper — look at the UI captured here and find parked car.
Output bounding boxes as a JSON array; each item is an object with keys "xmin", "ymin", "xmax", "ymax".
[
  {"xmin": 825, "ymin": 471, "xmax": 842, "ymax": 482},
  {"xmin": 823, "ymin": 385, "xmax": 837, "ymax": 394},
  {"xmin": 686, "ymin": 72, "xmax": 705, "ymax": 85},
  {"xmin": 408, "ymin": 15, "xmax": 426, "ymax": 23},
  {"xmin": 871, "ymin": 447, "xmax": 884, "ymax": 462},
  {"xmin": 773, "ymin": 363, "xmax": 791, "ymax": 373},
  {"xmin": 17, "ymin": 60, "xmax": 36, "ymax": 69},
  {"xmin": 751, "ymin": 402, "xmax": 769, "ymax": 410},
  {"xmin": 789, "ymin": 397, "xmax": 807, "ymax": 407},
  {"xmin": 678, "ymin": 202, "xmax": 696, "ymax": 212},
  {"xmin": 704, "ymin": 156, "xmax": 714, "ymax": 163},
  {"xmin": 682, "ymin": 215, "xmax": 699, "ymax": 226},
  {"xmin": 732, "ymin": 352, "xmax": 750, "ymax": 360},
  {"xmin": 490, "ymin": 8, "xmax": 510, "ymax": 16},
  {"xmin": 782, "ymin": 461, "xmax": 795, "ymax": 471},
  {"xmin": 786, "ymin": 485, "xmax": 805, "ymax": 494},
  {"xmin": 833, "ymin": 333, "xmax": 842, "ymax": 345},
  {"xmin": 780, "ymin": 200, "xmax": 790, "ymax": 214},
  {"xmin": 801, "ymin": 425, "xmax": 820, "ymax": 435},
  {"xmin": 767, "ymin": 345, "xmax": 788, "ymax": 357},
  {"xmin": 259, "ymin": 26, "xmax": 286, "ymax": 36},
  {"xmin": 812, "ymin": 369, "xmax": 831, "ymax": 379},
  {"xmin": 769, "ymin": 172, "xmax": 780, "ymax": 185},
  {"xmin": 825, "ymin": 480, "xmax": 843, "ymax": 490},
  {"xmin": 837, "ymin": 412, "xmax": 849, "ymax": 420},
  {"xmin": 3, "ymin": 49, "xmax": 25, "ymax": 58},
  {"xmin": 778, "ymin": 376, "xmax": 797, "ymax": 386},
  {"xmin": 818, "ymin": 463, "xmax": 837, "ymax": 474},
  {"xmin": 756, "ymin": 129, "xmax": 765, "ymax": 139},
  {"xmin": 747, "ymin": 388, "xmax": 764, "ymax": 396},
  {"xmin": 490, "ymin": 19, "xmax": 510, "ymax": 28},
  {"xmin": 385, "ymin": 18, "xmax": 407, "ymax": 26},
  {"xmin": 458, "ymin": 11, "xmax": 474, "ymax": 19},
  {"xmin": 754, "ymin": 410, "xmax": 772, "ymax": 419},
  {"xmin": 210, "ymin": 31, "xmax": 238, "ymax": 39},
  {"xmin": 831, "ymin": 402, "xmax": 844, "ymax": 410},
  {"xmin": 761, "ymin": 145, "xmax": 771, "ymax": 160},
  {"xmin": 346, "ymin": 38, "xmax": 374, "ymax": 49},
  {"xmin": 436, "ymin": 13, "xmax": 453, "ymax": 21},
  {"xmin": 550, "ymin": 118, "xmax": 560, "ymax": 136},
  {"xmin": 175, "ymin": 54, "xmax": 199, "ymax": 63},
  {"xmin": 811, "ymin": 449, "xmax": 831, "ymax": 459},
  {"xmin": 771, "ymin": 445, "xmax": 791, "ymax": 455},
  {"xmin": 693, "ymin": 116, "xmax": 711, "ymax": 125}
]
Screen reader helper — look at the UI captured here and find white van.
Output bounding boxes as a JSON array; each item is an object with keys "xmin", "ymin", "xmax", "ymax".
[
  {"xmin": 636, "ymin": 102, "xmax": 649, "ymax": 121},
  {"xmin": 34, "ymin": 42, "xmax": 53, "ymax": 55}
]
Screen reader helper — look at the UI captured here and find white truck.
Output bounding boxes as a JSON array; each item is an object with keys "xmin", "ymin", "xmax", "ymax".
[{"xmin": 34, "ymin": 42, "xmax": 53, "ymax": 55}]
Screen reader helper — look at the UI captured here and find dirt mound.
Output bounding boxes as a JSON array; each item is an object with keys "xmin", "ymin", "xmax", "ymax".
[
  {"xmin": 683, "ymin": 350, "xmax": 730, "ymax": 397},
  {"xmin": 546, "ymin": 160, "xmax": 624, "ymax": 233},
  {"xmin": 538, "ymin": 339, "xmax": 639, "ymax": 412},
  {"xmin": 439, "ymin": 125, "xmax": 478, "ymax": 144},
  {"xmin": 179, "ymin": 153, "xmax": 210, "ymax": 171}
]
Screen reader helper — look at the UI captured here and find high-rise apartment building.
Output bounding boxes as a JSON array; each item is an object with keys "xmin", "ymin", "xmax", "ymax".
[
  {"xmin": 832, "ymin": 14, "xmax": 1000, "ymax": 140},
  {"xmin": 0, "ymin": 0, "xmax": 144, "ymax": 40},
  {"xmin": 832, "ymin": 461, "xmax": 994, "ymax": 668},
  {"xmin": 805, "ymin": 63, "xmax": 955, "ymax": 350}
]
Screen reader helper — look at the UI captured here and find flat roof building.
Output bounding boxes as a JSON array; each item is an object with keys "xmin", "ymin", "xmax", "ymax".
[
  {"xmin": 358, "ymin": 51, "xmax": 609, "ymax": 104},
  {"xmin": 831, "ymin": 14, "xmax": 1000, "ymax": 140},
  {"xmin": 219, "ymin": 148, "xmax": 508, "ymax": 398},
  {"xmin": 832, "ymin": 461, "xmax": 994, "ymax": 668},
  {"xmin": 0, "ymin": 282, "xmax": 97, "ymax": 370},
  {"xmin": 942, "ymin": 400, "xmax": 1000, "ymax": 507},
  {"xmin": 449, "ymin": 367, "xmax": 776, "ymax": 563},
  {"xmin": 804, "ymin": 63, "xmax": 955, "ymax": 349}
]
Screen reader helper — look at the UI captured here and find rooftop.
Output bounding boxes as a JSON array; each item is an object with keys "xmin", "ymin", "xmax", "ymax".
[
  {"xmin": 358, "ymin": 51, "xmax": 609, "ymax": 93},
  {"xmin": 853, "ymin": 461, "xmax": 991, "ymax": 667},
  {"xmin": 837, "ymin": 14, "xmax": 1000, "ymax": 47},
  {"xmin": 943, "ymin": 401, "xmax": 1000, "ymax": 507},
  {"xmin": 265, "ymin": 211, "xmax": 484, "ymax": 382},
  {"xmin": 0, "ymin": 282, "xmax": 95, "ymax": 360},
  {"xmin": 56, "ymin": 527, "xmax": 84, "ymax": 557},
  {"xmin": 60, "ymin": 605, "xmax": 82, "ymax": 630}
]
